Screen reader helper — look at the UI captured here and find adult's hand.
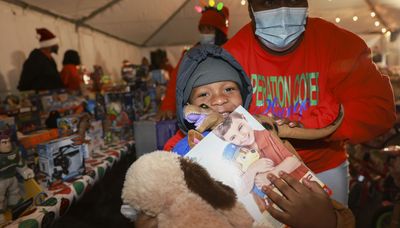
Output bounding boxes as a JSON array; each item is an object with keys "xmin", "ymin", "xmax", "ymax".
[{"xmin": 262, "ymin": 172, "xmax": 336, "ymax": 228}]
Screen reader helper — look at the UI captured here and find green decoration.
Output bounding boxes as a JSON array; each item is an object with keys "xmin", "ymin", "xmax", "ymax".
[{"xmin": 18, "ymin": 219, "xmax": 39, "ymax": 228}]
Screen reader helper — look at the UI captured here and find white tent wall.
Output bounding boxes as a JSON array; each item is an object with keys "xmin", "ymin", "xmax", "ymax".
[{"xmin": 0, "ymin": 1, "xmax": 142, "ymax": 94}]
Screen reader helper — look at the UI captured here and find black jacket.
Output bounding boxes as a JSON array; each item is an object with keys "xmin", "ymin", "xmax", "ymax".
[{"xmin": 18, "ymin": 49, "xmax": 64, "ymax": 91}]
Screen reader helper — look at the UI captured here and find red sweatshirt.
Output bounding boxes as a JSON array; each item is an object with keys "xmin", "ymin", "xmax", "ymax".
[
  {"xmin": 223, "ymin": 18, "xmax": 395, "ymax": 173},
  {"xmin": 60, "ymin": 64, "xmax": 82, "ymax": 91}
]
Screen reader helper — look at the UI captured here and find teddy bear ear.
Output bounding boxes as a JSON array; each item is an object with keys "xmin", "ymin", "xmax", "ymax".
[{"xmin": 179, "ymin": 157, "xmax": 236, "ymax": 210}]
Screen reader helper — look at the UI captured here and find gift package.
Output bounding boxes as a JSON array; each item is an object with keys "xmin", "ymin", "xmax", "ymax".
[{"xmin": 37, "ymin": 135, "xmax": 86, "ymax": 185}]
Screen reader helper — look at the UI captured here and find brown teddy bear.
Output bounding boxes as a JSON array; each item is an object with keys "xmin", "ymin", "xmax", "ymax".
[{"xmin": 122, "ymin": 151, "xmax": 253, "ymax": 228}]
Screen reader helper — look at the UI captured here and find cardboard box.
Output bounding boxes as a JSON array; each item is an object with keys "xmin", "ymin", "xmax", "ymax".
[
  {"xmin": 19, "ymin": 129, "xmax": 59, "ymax": 149},
  {"xmin": 87, "ymin": 120, "xmax": 104, "ymax": 156},
  {"xmin": 37, "ymin": 135, "xmax": 86, "ymax": 185},
  {"xmin": 57, "ymin": 114, "xmax": 80, "ymax": 136}
]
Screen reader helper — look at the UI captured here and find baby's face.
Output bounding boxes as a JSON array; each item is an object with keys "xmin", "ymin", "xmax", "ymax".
[
  {"xmin": 189, "ymin": 81, "xmax": 242, "ymax": 118},
  {"xmin": 223, "ymin": 118, "xmax": 255, "ymax": 146}
]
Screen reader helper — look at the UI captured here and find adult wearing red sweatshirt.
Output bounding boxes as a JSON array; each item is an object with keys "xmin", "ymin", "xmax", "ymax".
[{"xmin": 223, "ymin": 0, "xmax": 395, "ymax": 205}]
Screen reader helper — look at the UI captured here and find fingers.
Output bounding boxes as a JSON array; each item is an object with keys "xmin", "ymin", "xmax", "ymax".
[
  {"xmin": 265, "ymin": 198, "xmax": 290, "ymax": 223},
  {"xmin": 266, "ymin": 173, "xmax": 298, "ymax": 201},
  {"xmin": 278, "ymin": 172, "xmax": 307, "ymax": 194},
  {"xmin": 302, "ymin": 179, "xmax": 328, "ymax": 195},
  {"xmin": 262, "ymin": 185, "xmax": 290, "ymax": 213}
]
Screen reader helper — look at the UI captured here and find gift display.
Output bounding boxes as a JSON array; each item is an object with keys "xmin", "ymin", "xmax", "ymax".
[
  {"xmin": 37, "ymin": 135, "xmax": 86, "ymax": 185},
  {"xmin": 0, "ymin": 55, "xmax": 168, "ymax": 227},
  {"xmin": 5, "ymin": 141, "xmax": 133, "ymax": 228}
]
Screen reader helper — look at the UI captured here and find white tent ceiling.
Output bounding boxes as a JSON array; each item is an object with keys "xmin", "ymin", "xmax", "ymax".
[{"xmin": 5, "ymin": 0, "xmax": 400, "ymax": 47}]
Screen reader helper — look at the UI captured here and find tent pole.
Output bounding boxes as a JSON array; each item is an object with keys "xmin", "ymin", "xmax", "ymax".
[{"xmin": 76, "ymin": 0, "xmax": 122, "ymax": 25}]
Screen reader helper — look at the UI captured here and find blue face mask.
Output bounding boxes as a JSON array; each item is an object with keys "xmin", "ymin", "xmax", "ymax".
[{"xmin": 252, "ymin": 7, "xmax": 308, "ymax": 50}]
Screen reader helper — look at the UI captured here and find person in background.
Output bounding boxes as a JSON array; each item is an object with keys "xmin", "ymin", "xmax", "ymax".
[
  {"xmin": 18, "ymin": 28, "xmax": 64, "ymax": 91},
  {"xmin": 157, "ymin": 5, "xmax": 230, "ymax": 120},
  {"xmin": 60, "ymin": 49, "xmax": 82, "ymax": 91},
  {"xmin": 121, "ymin": 59, "xmax": 136, "ymax": 85},
  {"xmin": 223, "ymin": 0, "xmax": 396, "ymax": 207}
]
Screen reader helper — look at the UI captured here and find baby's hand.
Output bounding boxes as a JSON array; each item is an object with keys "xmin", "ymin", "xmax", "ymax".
[{"xmin": 248, "ymin": 158, "xmax": 275, "ymax": 174}]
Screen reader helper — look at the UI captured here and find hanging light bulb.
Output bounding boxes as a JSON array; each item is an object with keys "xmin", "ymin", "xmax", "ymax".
[
  {"xmin": 374, "ymin": 21, "xmax": 380, "ymax": 27},
  {"xmin": 370, "ymin": 12, "xmax": 376, "ymax": 17},
  {"xmin": 381, "ymin": 28, "xmax": 387, "ymax": 33},
  {"xmin": 385, "ymin": 31, "xmax": 391, "ymax": 39},
  {"xmin": 209, "ymin": 0, "xmax": 215, "ymax": 7},
  {"xmin": 217, "ymin": 2, "xmax": 224, "ymax": 10},
  {"xmin": 353, "ymin": 16, "xmax": 358, "ymax": 21},
  {"xmin": 241, "ymin": 0, "xmax": 246, "ymax": 6},
  {"xmin": 335, "ymin": 17, "xmax": 341, "ymax": 23},
  {"xmin": 194, "ymin": 5, "xmax": 202, "ymax": 13}
]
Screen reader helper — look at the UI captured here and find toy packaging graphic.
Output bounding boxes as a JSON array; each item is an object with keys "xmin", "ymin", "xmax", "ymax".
[
  {"xmin": 87, "ymin": 120, "xmax": 104, "ymax": 156},
  {"xmin": 57, "ymin": 114, "xmax": 80, "ymax": 136},
  {"xmin": 185, "ymin": 106, "xmax": 331, "ymax": 228},
  {"xmin": 37, "ymin": 135, "xmax": 86, "ymax": 185}
]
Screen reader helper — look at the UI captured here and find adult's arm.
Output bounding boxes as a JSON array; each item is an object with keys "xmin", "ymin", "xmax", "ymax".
[{"xmin": 327, "ymin": 34, "xmax": 396, "ymax": 144}]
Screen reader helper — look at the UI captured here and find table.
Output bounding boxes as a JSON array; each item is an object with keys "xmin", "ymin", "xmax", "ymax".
[{"xmin": 6, "ymin": 140, "xmax": 134, "ymax": 228}]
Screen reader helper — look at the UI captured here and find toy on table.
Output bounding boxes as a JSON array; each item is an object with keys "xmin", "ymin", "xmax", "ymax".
[{"xmin": 0, "ymin": 128, "xmax": 34, "ymax": 225}]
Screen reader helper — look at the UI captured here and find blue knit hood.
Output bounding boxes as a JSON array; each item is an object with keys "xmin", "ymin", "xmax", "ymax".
[{"xmin": 176, "ymin": 44, "xmax": 252, "ymax": 134}]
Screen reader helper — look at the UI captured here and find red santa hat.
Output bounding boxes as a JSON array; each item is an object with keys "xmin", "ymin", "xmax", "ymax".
[
  {"xmin": 198, "ymin": 6, "xmax": 229, "ymax": 36},
  {"xmin": 36, "ymin": 28, "xmax": 59, "ymax": 48}
]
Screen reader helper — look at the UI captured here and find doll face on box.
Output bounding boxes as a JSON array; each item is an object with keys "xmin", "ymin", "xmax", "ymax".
[
  {"xmin": 222, "ymin": 117, "xmax": 255, "ymax": 146},
  {"xmin": 0, "ymin": 138, "xmax": 12, "ymax": 153}
]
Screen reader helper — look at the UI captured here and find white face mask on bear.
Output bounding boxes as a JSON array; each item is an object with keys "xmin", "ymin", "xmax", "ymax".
[
  {"xmin": 199, "ymin": 33, "xmax": 216, "ymax": 45},
  {"xmin": 252, "ymin": 6, "xmax": 308, "ymax": 51}
]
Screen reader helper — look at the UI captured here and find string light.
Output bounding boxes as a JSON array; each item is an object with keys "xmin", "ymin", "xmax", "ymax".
[
  {"xmin": 194, "ymin": 6, "xmax": 202, "ymax": 13},
  {"xmin": 374, "ymin": 21, "xmax": 380, "ymax": 27},
  {"xmin": 335, "ymin": 17, "xmax": 341, "ymax": 23},
  {"xmin": 241, "ymin": 0, "xmax": 246, "ymax": 6},
  {"xmin": 217, "ymin": 2, "xmax": 224, "ymax": 10},
  {"xmin": 209, "ymin": 0, "xmax": 215, "ymax": 7},
  {"xmin": 385, "ymin": 31, "xmax": 391, "ymax": 39},
  {"xmin": 352, "ymin": 16, "xmax": 358, "ymax": 21},
  {"xmin": 370, "ymin": 12, "xmax": 376, "ymax": 17},
  {"xmin": 381, "ymin": 28, "xmax": 387, "ymax": 33}
]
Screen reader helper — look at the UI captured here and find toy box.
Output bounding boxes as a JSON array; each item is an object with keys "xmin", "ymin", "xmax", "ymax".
[
  {"xmin": 57, "ymin": 114, "xmax": 81, "ymax": 136},
  {"xmin": 37, "ymin": 135, "xmax": 86, "ymax": 185},
  {"xmin": 19, "ymin": 129, "xmax": 59, "ymax": 149},
  {"xmin": 87, "ymin": 120, "xmax": 104, "ymax": 156},
  {"xmin": 14, "ymin": 109, "xmax": 42, "ymax": 134},
  {"xmin": 0, "ymin": 116, "xmax": 17, "ymax": 142}
]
